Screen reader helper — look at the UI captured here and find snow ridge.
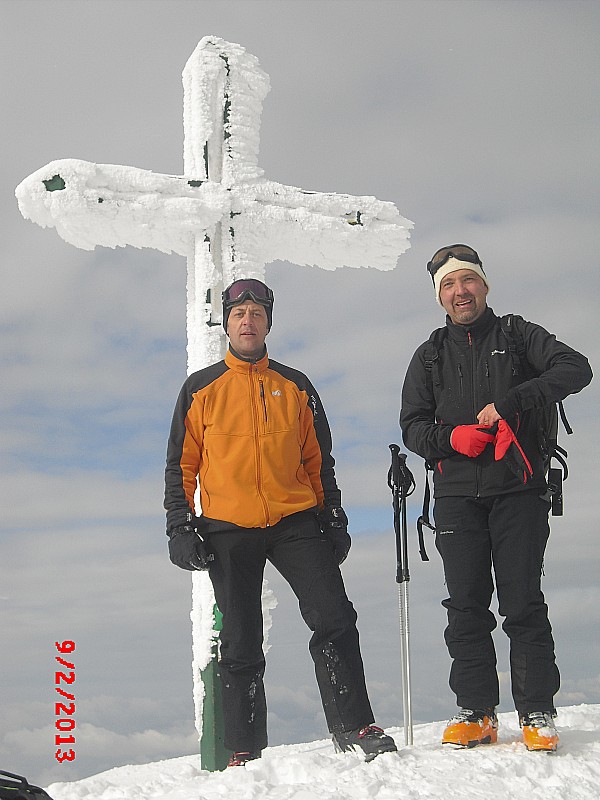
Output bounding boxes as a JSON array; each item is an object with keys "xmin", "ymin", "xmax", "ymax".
[{"xmin": 46, "ymin": 704, "xmax": 600, "ymax": 800}]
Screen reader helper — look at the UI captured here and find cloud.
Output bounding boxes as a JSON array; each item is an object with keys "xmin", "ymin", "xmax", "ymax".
[{"xmin": 0, "ymin": 721, "xmax": 198, "ymax": 787}]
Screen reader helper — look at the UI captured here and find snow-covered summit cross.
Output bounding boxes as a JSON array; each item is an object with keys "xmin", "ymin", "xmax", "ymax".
[
  {"xmin": 16, "ymin": 36, "xmax": 411, "ymax": 369},
  {"xmin": 16, "ymin": 35, "xmax": 413, "ymax": 765}
]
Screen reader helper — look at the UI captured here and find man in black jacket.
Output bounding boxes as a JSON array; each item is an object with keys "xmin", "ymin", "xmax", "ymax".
[{"xmin": 400, "ymin": 244, "xmax": 592, "ymax": 751}]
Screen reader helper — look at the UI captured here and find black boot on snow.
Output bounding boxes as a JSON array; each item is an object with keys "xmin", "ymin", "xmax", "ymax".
[{"xmin": 333, "ymin": 724, "xmax": 397, "ymax": 761}]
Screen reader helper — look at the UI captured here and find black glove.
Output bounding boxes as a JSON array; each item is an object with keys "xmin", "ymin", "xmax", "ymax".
[
  {"xmin": 167, "ymin": 524, "xmax": 214, "ymax": 571},
  {"xmin": 318, "ymin": 506, "xmax": 351, "ymax": 565}
]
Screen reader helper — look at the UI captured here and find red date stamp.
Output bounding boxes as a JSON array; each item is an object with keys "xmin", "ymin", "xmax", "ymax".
[{"xmin": 54, "ymin": 640, "xmax": 76, "ymax": 763}]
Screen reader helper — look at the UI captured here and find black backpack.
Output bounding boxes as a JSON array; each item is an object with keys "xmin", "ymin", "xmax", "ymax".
[
  {"xmin": 416, "ymin": 314, "xmax": 572, "ymax": 560},
  {"xmin": 0, "ymin": 772, "xmax": 53, "ymax": 800}
]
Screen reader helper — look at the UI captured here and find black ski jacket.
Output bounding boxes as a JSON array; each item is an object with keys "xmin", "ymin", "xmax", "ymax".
[{"xmin": 400, "ymin": 306, "xmax": 592, "ymax": 499}]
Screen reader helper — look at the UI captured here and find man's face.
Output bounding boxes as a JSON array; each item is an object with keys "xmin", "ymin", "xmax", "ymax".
[
  {"xmin": 439, "ymin": 268, "xmax": 488, "ymax": 325},
  {"xmin": 227, "ymin": 301, "xmax": 269, "ymax": 358}
]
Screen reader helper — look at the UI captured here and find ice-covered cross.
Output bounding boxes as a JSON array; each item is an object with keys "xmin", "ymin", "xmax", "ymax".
[
  {"xmin": 16, "ymin": 35, "xmax": 412, "ymax": 764},
  {"xmin": 16, "ymin": 36, "xmax": 411, "ymax": 364}
]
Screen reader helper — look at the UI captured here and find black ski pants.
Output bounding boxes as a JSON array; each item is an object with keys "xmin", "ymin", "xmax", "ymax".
[
  {"xmin": 206, "ymin": 510, "xmax": 373, "ymax": 752},
  {"xmin": 434, "ymin": 490, "xmax": 560, "ymax": 715}
]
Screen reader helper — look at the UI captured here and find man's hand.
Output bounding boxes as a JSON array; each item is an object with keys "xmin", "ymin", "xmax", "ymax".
[
  {"xmin": 477, "ymin": 403, "xmax": 501, "ymax": 427},
  {"xmin": 318, "ymin": 506, "xmax": 351, "ymax": 565},
  {"xmin": 450, "ymin": 424, "xmax": 495, "ymax": 457},
  {"xmin": 167, "ymin": 524, "xmax": 214, "ymax": 571}
]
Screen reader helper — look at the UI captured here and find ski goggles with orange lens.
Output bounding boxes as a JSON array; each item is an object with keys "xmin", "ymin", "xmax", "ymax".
[
  {"xmin": 427, "ymin": 245, "xmax": 482, "ymax": 279},
  {"xmin": 222, "ymin": 279, "xmax": 274, "ymax": 309}
]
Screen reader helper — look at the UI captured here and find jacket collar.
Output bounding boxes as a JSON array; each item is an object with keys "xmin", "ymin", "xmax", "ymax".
[
  {"xmin": 225, "ymin": 346, "xmax": 269, "ymax": 372},
  {"xmin": 445, "ymin": 305, "xmax": 497, "ymax": 343}
]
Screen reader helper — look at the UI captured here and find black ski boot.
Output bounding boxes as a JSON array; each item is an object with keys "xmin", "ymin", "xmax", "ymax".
[{"xmin": 333, "ymin": 724, "xmax": 397, "ymax": 761}]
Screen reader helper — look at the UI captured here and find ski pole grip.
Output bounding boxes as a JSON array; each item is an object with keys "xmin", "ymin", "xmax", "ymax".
[
  {"xmin": 389, "ymin": 444, "xmax": 401, "ymax": 488},
  {"xmin": 390, "ymin": 445, "xmax": 416, "ymax": 497}
]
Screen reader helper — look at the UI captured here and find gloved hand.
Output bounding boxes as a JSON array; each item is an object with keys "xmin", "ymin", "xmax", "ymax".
[
  {"xmin": 450, "ymin": 424, "xmax": 495, "ymax": 457},
  {"xmin": 318, "ymin": 506, "xmax": 351, "ymax": 565},
  {"xmin": 494, "ymin": 419, "xmax": 533, "ymax": 484},
  {"xmin": 168, "ymin": 524, "xmax": 214, "ymax": 571}
]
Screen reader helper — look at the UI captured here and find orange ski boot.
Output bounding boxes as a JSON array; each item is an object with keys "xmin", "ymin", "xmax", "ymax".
[
  {"xmin": 442, "ymin": 708, "xmax": 498, "ymax": 748},
  {"xmin": 520, "ymin": 712, "xmax": 559, "ymax": 752}
]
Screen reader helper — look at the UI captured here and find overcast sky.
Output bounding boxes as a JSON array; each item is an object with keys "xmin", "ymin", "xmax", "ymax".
[{"xmin": 1, "ymin": 0, "xmax": 599, "ymax": 786}]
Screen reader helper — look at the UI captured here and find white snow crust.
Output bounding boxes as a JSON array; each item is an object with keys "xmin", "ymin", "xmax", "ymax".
[
  {"xmin": 14, "ymin": 160, "xmax": 410, "ymax": 267},
  {"xmin": 45, "ymin": 704, "xmax": 600, "ymax": 800}
]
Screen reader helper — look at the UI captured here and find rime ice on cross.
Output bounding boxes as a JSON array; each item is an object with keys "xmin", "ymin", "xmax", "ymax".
[
  {"xmin": 16, "ymin": 35, "xmax": 413, "ymax": 749},
  {"xmin": 17, "ymin": 38, "xmax": 411, "ymax": 371}
]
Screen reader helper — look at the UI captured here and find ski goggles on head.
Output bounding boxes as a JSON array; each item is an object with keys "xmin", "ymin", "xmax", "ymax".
[
  {"xmin": 427, "ymin": 244, "xmax": 482, "ymax": 280},
  {"xmin": 222, "ymin": 278, "xmax": 274, "ymax": 309}
]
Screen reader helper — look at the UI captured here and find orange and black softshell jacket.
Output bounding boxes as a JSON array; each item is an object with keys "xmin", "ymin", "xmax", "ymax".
[{"xmin": 164, "ymin": 348, "xmax": 342, "ymax": 530}]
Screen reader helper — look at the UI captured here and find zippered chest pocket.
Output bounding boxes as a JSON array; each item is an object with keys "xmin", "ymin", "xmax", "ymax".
[{"xmin": 260, "ymin": 381, "xmax": 302, "ymax": 434}]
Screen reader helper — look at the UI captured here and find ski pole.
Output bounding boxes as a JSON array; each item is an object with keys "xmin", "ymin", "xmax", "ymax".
[{"xmin": 388, "ymin": 444, "xmax": 416, "ymax": 746}]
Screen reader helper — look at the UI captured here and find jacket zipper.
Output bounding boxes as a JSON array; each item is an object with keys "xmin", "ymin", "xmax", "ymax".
[
  {"xmin": 259, "ymin": 376, "xmax": 268, "ymax": 423},
  {"xmin": 250, "ymin": 366, "xmax": 270, "ymax": 525},
  {"xmin": 468, "ymin": 330, "xmax": 481, "ymax": 498}
]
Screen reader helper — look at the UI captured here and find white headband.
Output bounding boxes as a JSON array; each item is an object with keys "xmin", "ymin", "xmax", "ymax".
[{"xmin": 434, "ymin": 257, "xmax": 489, "ymax": 305}]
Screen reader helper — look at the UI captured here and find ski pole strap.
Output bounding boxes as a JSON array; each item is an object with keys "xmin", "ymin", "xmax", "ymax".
[
  {"xmin": 388, "ymin": 444, "xmax": 401, "ymax": 493},
  {"xmin": 399, "ymin": 456, "xmax": 416, "ymax": 497},
  {"xmin": 416, "ymin": 462, "xmax": 435, "ymax": 562},
  {"xmin": 388, "ymin": 445, "xmax": 404, "ymax": 580},
  {"xmin": 388, "ymin": 446, "xmax": 416, "ymax": 498},
  {"xmin": 388, "ymin": 445, "xmax": 416, "ymax": 583}
]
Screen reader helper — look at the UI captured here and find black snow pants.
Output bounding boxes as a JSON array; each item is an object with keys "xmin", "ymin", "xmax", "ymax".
[
  {"xmin": 206, "ymin": 509, "xmax": 374, "ymax": 753},
  {"xmin": 434, "ymin": 490, "xmax": 560, "ymax": 715}
]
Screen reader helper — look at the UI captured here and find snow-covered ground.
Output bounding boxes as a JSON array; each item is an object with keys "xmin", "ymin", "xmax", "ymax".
[{"xmin": 46, "ymin": 704, "xmax": 600, "ymax": 799}]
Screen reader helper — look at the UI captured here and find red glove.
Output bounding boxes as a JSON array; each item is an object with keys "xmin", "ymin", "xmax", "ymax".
[
  {"xmin": 494, "ymin": 420, "xmax": 533, "ymax": 484},
  {"xmin": 450, "ymin": 424, "xmax": 495, "ymax": 457}
]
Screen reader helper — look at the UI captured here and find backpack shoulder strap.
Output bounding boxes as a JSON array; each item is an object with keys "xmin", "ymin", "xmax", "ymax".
[
  {"xmin": 417, "ymin": 327, "xmax": 448, "ymax": 562},
  {"xmin": 417, "ymin": 465, "xmax": 435, "ymax": 562},
  {"xmin": 500, "ymin": 313, "xmax": 529, "ymax": 378},
  {"xmin": 423, "ymin": 326, "xmax": 447, "ymax": 395}
]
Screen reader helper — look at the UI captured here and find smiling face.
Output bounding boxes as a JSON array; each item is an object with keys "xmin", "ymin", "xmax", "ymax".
[
  {"xmin": 439, "ymin": 268, "xmax": 489, "ymax": 325},
  {"xmin": 226, "ymin": 301, "xmax": 269, "ymax": 358}
]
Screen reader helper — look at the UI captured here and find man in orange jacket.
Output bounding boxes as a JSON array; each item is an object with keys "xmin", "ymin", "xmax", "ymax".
[{"xmin": 164, "ymin": 278, "xmax": 396, "ymax": 767}]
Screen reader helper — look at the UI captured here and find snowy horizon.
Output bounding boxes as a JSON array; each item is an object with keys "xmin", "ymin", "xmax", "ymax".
[{"xmin": 44, "ymin": 704, "xmax": 600, "ymax": 799}]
